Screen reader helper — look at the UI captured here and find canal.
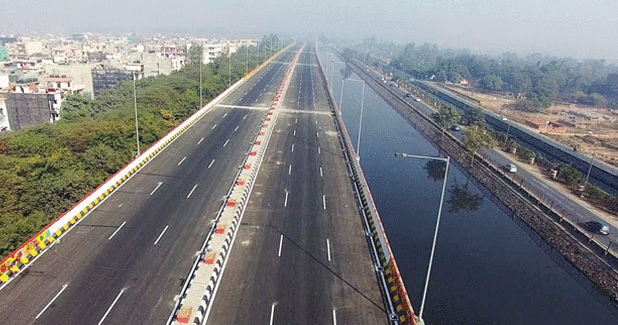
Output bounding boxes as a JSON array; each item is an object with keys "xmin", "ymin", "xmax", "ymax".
[{"xmin": 319, "ymin": 49, "xmax": 618, "ymax": 324}]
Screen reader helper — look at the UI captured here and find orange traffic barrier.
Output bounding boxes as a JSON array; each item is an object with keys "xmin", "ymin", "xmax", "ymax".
[
  {"xmin": 237, "ymin": 179, "xmax": 245, "ymax": 186},
  {"xmin": 177, "ymin": 307, "xmax": 192, "ymax": 323},
  {"xmin": 204, "ymin": 252, "xmax": 216, "ymax": 264},
  {"xmin": 244, "ymin": 164, "xmax": 251, "ymax": 170},
  {"xmin": 215, "ymin": 223, "xmax": 226, "ymax": 234},
  {"xmin": 227, "ymin": 200, "xmax": 236, "ymax": 207},
  {"xmin": 250, "ymin": 151, "xmax": 257, "ymax": 156},
  {"xmin": 255, "ymin": 141, "xmax": 261, "ymax": 145}
]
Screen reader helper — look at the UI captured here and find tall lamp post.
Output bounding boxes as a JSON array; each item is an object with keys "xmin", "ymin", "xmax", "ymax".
[
  {"xmin": 132, "ymin": 71, "xmax": 140, "ymax": 156},
  {"xmin": 395, "ymin": 152, "xmax": 450, "ymax": 323},
  {"xmin": 199, "ymin": 49, "xmax": 203, "ymax": 109},
  {"xmin": 343, "ymin": 79, "xmax": 366, "ymax": 157},
  {"xmin": 503, "ymin": 118, "xmax": 511, "ymax": 145},
  {"xmin": 583, "ymin": 132, "xmax": 599, "ymax": 191}
]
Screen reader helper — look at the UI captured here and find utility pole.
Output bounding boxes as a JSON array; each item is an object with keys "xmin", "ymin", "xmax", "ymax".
[
  {"xmin": 199, "ymin": 50, "xmax": 203, "ymax": 108},
  {"xmin": 245, "ymin": 45, "xmax": 248, "ymax": 75},
  {"xmin": 229, "ymin": 50, "xmax": 232, "ymax": 87},
  {"xmin": 132, "ymin": 71, "xmax": 140, "ymax": 156},
  {"xmin": 356, "ymin": 81, "xmax": 366, "ymax": 157}
]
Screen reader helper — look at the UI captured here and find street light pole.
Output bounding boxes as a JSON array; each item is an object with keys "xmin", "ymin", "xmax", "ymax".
[
  {"xmin": 199, "ymin": 52, "xmax": 203, "ymax": 108},
  {"xmin": 132, "ymin": 71, "xmax": 140, "ymax": 156},
  {"xmin": 583, "ymin": 134, "xmax": 599, "ymax": 190},
  {"xmin": 228, "ymin": 51, "xmax": 232, "ymax": 87},
  {"xmin": 395, "ymin": 152, "xmax": 450, "ymax": 322},
  {"xmin": 245, "ymin": 45, "xmax": 248, "ymax": 75},
  {"xmin": 339, "ymin": 80, "xmax": 345, "ymax": 113},
  {"xmin": 355, "ymin": 81, "xmax": 366, "ymax": 157},
  {"xmin": 504, "ymin": 120, "xmax": 511, "ymax": 145}
]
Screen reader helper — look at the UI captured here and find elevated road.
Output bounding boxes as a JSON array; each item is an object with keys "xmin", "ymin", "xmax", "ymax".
[
  {"xmin": 0, "ymin": 46, "xmax": 300, "ymax": 324},
  {"xmin": 205, "ymin": 46, "xmax": 386, "ymax": 324}
]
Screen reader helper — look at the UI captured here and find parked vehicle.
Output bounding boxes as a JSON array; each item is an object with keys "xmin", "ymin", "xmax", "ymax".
[
  {"xmin": 505, "ymin": 163, "xmax": 517, "ymax": 173},
  {"xmin": 450, "ymin": 125, "xmax": 462, "ymax": 131}
]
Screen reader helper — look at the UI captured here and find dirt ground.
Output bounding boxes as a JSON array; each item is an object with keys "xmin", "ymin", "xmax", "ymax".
[{"xmin": 447, "ymin": 86, "xmax": 618, "ymax": 167}]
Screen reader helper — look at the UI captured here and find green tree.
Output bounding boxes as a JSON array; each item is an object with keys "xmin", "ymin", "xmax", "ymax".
[
  {"xmin": 431, "ymin": 106, "xmax": 460, "ymax": 140},
  {"xmin": 480, "ymin": 75, "xmax": 504, "ymax": 91},
  {"xmin": 463, "ymin": 124, "xmax": 496, "ymax": 167}
]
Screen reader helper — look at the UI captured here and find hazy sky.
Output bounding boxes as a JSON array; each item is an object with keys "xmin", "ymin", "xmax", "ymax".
[{"xmin": 2, "ymin": 0, "xmax": 617, "ymax": 61}]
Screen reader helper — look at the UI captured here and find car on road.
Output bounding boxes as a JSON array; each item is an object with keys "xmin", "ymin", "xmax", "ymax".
[
  {"xmin": 415, "ymin": 97, "xmax": 421, "ymax": 102},
  {"xmin": 450, "ymin": 125, "xmax": 462, "ymax": 131},
  {"xmin": 404, "ymin": 93, "xmax": 412, "ymax": 98},
  {"xmin": 504, "ymin": 163, "xmax": 517, "ymax": 173},
  {"xmin": 498, "ymin": 115, "xmax": 508, "ymax": 121},
  {"xmin": 585, "ymin": 221, "xmax": 610, "ymax": 235}
]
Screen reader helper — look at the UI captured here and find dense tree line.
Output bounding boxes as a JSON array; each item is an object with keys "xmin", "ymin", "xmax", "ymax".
[
  {"xmin": 0, "ymin": 37, "xmax": 283, "ymax": 258},
  {"xmin": 386, "ymin": 42, "xmax": 618, "ymax": 111}
]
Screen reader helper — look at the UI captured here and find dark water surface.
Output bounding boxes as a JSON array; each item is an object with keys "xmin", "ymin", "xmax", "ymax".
[{"xmin": 320, "ymin": 52, "xmax": 618, "ymax": 324}]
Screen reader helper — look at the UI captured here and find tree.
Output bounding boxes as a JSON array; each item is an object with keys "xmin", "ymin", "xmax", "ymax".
[
  {"xmin": 186, "ymin": 44, "xmax": 203, "ymax": 65},
  {"xmin": 432, "ymin": 106, "xmax": 460, "ymax": 140},
  {"xmin": 480, "ymin": 75, "xmax": 504, "ymax": 91},
  {"xmin": 463, "ymin": 124, "xmax": 496, "ymax": 167}
]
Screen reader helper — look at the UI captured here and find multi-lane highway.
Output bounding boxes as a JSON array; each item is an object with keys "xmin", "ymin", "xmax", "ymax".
[
  {"xmin": 0, "ymin": 45, "xmax": 301, "ymax": 324},
  {"xmin": 205, "ymin": 46, "xmax": 387, "ymax": 324}
]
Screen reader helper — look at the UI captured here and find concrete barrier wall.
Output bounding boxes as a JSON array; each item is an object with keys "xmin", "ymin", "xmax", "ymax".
[
  {"xmin": 0, "ymin": 51, "xmax": 282, "ymax": 285},
  {"xmin": 416, "ymin": 81, "xmax": 618, "ymax": 195},
  {"xmin": 315, "ymin": 44, "xmax": 417, "ymax": 325}
]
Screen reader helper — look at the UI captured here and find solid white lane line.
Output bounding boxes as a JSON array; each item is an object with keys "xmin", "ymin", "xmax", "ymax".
[
  {"xmin": 211, "ymin": 124, "xmax": 217, "ymax": 130},
  {"xmin": 187, "ymin": 184, "xmax": 198, "ymax": 198},
  {"xmin": 97, "ymin": 288, "xmax": 126, "ymax": 325},
  {"xmin": 243, "ymin": 114, "xmax": 248, "ymax": 119},
  {"xmin": 223, "ymin": 139, "xmax": 230, "ymax": 147},
  {"xmin": 327, "ymin": 238, "xmax": 332, "ymax": 261},
  {"xmin": 322, "ymin": 195, "xmax": 326, "ymax": 210},
  {"xmin": 108, "ymin": 221, "xmax": 127, "ymax": 240},
  {"xmin": 208, "ymin": 159, "xmax": 215, "ymax": 168},
  {"xmin": 150, "ymin": 182, "xmax": 163, "ymax": 195},
  {"xmin": 318, "ymin": 147, "xmax": 321, "ymax": 154},
  {"xmin": 284, "ymin": 191, "xmax": 289, "ymax": 207},
  {"xmin": 153, "ymin": 225, "xmax": 169, "ymax": 245},
  {"xmin": 291, "ymin": 144, "xmax": 295, "ymax": 152},
  {"xmin": 332, "ymin": 309, "xmax": 337, "ymax": 325},
  {"xmin": 269, "ymin": 303, "xmax": 277, "ymax": 325},
  {"xmin": 198, "ymin": 137, "xmax": 204, "ymax": 144},
  {"xmin": 234, "ymin": 125, "xmax": 239, "ymax": 132},
  {"xmin": 278, "ymin": 234, "xmax": 284, "ymax": 257},
  {"xmin": 288, "ymin": 164, "xmax": 292, "ymax": 175},
  {"xmin": 36, "ymin": 284, "xmax": 68, "ymax": 319},
  {"xmin": 177, "ymin": 157, "xmax": 186, "ymax": 166},
  {"xmin": 320, "ymin": 167, "xmax": 323, "ymax": 178}
]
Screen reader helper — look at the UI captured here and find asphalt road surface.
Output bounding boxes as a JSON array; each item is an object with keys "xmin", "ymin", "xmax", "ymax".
[
  {"xmin": 0, "ymin": 46, "xmax": 302, "ymax": 324},
  {"xmin": 205, "ymin": 46, "xmax": 387, "ymax": 324}
]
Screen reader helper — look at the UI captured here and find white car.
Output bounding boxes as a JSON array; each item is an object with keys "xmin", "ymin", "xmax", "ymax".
[{"xmin": 505, "ymin": 163, "xmax": 517, "ymax": 173}]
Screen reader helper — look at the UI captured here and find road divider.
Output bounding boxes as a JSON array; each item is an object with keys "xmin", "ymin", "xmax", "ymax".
[{"xmin": 167, "ymin": 43, "xmax": 302, "ymax": 325}]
